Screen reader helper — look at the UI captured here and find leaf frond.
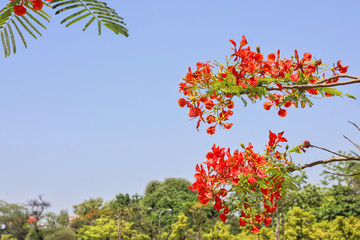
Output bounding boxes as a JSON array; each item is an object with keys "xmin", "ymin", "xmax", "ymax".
[
  {"xmin": 51, "ymin": 0, "xmax": 128, "ymax": 37},
  {"xmin": 0, "ymin": 1, "xmax": 51, "ymax": 58}
]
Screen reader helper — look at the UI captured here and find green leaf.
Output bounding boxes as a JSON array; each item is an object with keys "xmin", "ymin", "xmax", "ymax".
[
  {"xmin": 4, "ymin": 27, "xmax": 11, "ymax": 56},
  {"xmin": 98, "ymin": 19, "xmax": 101, "ymax": 35},
  {"xmin": 7, "ymin": 23, "xmax": 16, "ymax": 54},
  {"xmin": 65, "ymin": 13, "xmax": 92, "ymax": 27},
  {"xmin": 11, "ymin": 19, "xmax": 27, "ymax": 48},
  {"xmin": 82, "ymin": 16, "xmax": 95, "ymax": 31},
  {"xmin": 51, "ymin": 0, "xmax": 128, "ymax": 37},
  {"xmin": 345, "ymin": 94, "xmax": 356, "ymax": 100},
  {"xmin": 240, "ymin": 96, "xmax": 247, "ymax": 107},
  {"xmin": 60, "ymin": 8, "xmax": 88, "ymax": 24},
  {"xmin": 15, "ymin": 16, "xmax": 37, "ymax": 39},
  {"xmin": 1, "ymin": 32, "xmax": 7, "ymax": 57}
]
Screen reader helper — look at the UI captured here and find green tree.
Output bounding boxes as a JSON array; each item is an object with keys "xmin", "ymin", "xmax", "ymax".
[
  {"xmin": 284, "ymin": 207, "xmax": 316, "ymax": 240},
  {"xmin": 43, "ymin": 227, "xmax": 76, "ymax": 240},
  {"xmin": 45, "ymin": 210, "xmax": 69, "ymax": 228},
  {"xmin": 0, "ymin": 200, "xmax": 30, "ymax": 240},
  {"xmin": 110, "ymin": 193, "xmax": 143, "ymax": 240},
  {"xmin": 202, "ymin": 221, "xmax": 235, "ymax": 240},
  {"xmin": 309, "ymin": 220, "xmax": 335, "ymax": 240},
  {"xmin": 169, "ymin": 213, "xmax": 194, "ymax": 240},
  {"xmin": 69, "ymin": 217, "xmax": 91, "ymax": 233},
  {"xmin": 331, "ymin": 216, "xmax": 360, "ymax": 240},
  {"xmin": 317, "ymin": 185, "xmax": 360, "ymax": 220},
  {"xmin": 76, "ymin": 218, "xmax": 135, "ymax": 240},
  {"xmin": 73, "ymin": 197, "xmax": 104, "ymax": 217},
  {"xmin": 142, "ymin": 178, "xmax": 197, "ymax": 231},
  {"xmin": 0, "ymin": 234, "xmax": 16, "ymax": 240},
  {"xmin": 184, "ymin": 202, "xmax": 218, "ymax": 239}
]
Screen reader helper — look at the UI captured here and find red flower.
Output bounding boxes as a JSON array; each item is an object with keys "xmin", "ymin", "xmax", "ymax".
[
  {"xmin": 303, "ymin": 140, "xmax": 310, "ymax": 148},
  {"xmin": 178, "ymin": 98, "xmax": 187, "ymax": 107},
  {"xmin": 264, "ymin": 217, "xmax": 272, "ymax": 227},
  {"xmin": 267, "ymin": 53, "xmax": 275, "ymax": 62},
  {"xmin": 325, "ymin": 92, "xmax": 333, "ymax": 97},
  {"xmin": 32, "ymin": 0, "xmax": 43, "ymax": 10},
  {"xmin": 284, "ymin": 101, "xmax": 292, "ymax": 108},
  {"xmin": 336, "ymin": 60, "xmax": 349, "ymax": 73},
  {"xmin": 278, "ymin": 108, "xmax": 287, "ymax": 117},
  {"xmin": 188, "ymin": 107, "xmax": 201, "ymax": 118},
  {"xmin": 290, "ymin": 71, "xmax": 299, "ymax": 82},
  {"xmin": 206, "ymin": 126, "xmax": 216, "ymax": 135},
  {"xmin": 14, "ymin": 3, "xmax": 27, "ymax": 16},
  {"xmin": 251, "ymin": 225, "xmax": 260, "ymax": 234},
  {"xmin": 306, "ymin": 89, "xmax": 318, "ymax": 95},
  {"xmin": 247, "ymin": 176, "xmax": 258, "ymax": 184},
  {"xmin": 206, "ymin": 115, "xmax": 216, "ymax": 124},
  {"xmin": 219, "ymin": 213, "xmax": 227, "ymax": 222},
  {"xmin": 263, "ymin": 101, "xmax": 272, "ymax": 110},
  {"xmin": 239, "ymin": 218, "xmax": 247, "ymax": 227},
  {"xmin": 240, "ymin": 35, "xmax": 247, "ymax": 47},
  {"xmin": 223, "ymin": 123, "xmax": 233, "ymax": 129}
]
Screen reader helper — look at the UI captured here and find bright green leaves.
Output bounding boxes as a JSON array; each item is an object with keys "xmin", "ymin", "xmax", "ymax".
[
  {"xmin": 51, "ymin": 0, "xmax": 129, "ymax": 37},
  {"xmin": 0, "ymin": 0, "xmax": 128, "ymax": 58},
  {"xmin": 0, "ymin": 1, "xmax": 51, "ymax": 58}
]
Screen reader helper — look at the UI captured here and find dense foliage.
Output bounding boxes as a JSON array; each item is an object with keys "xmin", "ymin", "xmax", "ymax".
[{"xmin": 1, "ymin": 176, "xmax": 360, "ymax": 239}]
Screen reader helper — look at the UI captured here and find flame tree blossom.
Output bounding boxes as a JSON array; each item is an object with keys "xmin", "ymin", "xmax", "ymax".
[
  {"xmin": 178, "ymin": 36, "xmax": 353, "ymax": 135},
  {"xmin": 189, "ymin": 131, "xmax": 310, "ymax": 232}
]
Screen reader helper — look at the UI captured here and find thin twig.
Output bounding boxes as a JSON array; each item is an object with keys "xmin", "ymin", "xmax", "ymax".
[
  {"xmin": 343, "ymin": 135, "xmax": 360, "ymax": 152},
  {"xmin": 323, "ymin": 170, "xmax": 360, "ymax": 177},
  {"xmin": 298, "ymin": 157, "xmax": 360, "ymax": 171},
  {"xmin": 310, "ymin": 144, "xmax": 352, "ymax": 159},
  {"xmin": 348, "ymin": 121, "xmax": 360, "ymax": 132}
]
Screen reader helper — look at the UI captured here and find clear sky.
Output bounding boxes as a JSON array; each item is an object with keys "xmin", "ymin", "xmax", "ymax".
[{"xmin": 0, "ymin": 0, "xmax": 359, "ymax": 214}]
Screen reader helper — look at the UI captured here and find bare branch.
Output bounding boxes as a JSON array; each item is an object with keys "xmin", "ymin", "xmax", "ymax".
[
  {"xmin": 266, "ymin": 74, "xmax": 360, "ymax": 91},
  {"xmin": 323, "ymin": 170, "xmax": 360, "ymax": 177},
  {"xmin": 310, "ymin": 144, "xmax": 352, "ymax": 159},
  {"xmin": 343, "ymin": 135, "xmax": 360, "ymax": 152},
  {"xmin": 348, "ymin": 121, "xmax": 360, "ymax": 132},
  {"xmin": 298, "ymin": 157, "xmax": 360, "ymax": 171}
]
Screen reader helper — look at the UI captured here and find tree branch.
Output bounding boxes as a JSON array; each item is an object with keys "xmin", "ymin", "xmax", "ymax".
[
  {"xmin": 323, "ymin": 170, "xmax": 360, "ymax": 177},
  {"xmin": 266, "ymin": 74, "xmax": 360, "ymax": 91},
  {"xmin": 348, "ymin": 121, "xmax": 360, "ymax": 132},
  {"xmin": 309, "ymin": 144, "xmax": 352, "ymax": 159},
  {"xmin": 298, "ymin": 157, "xmax": 360, "ymax": 171},
  {"xmin": 343, "ymin": 135, "xmax": 360, "ymax": 152}
]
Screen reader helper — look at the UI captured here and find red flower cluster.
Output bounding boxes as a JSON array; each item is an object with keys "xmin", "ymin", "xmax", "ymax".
[
  {"xmin": 178, "ymin": 36, "xmax": 349, "ymax": 134},
  {"xmin": 11, "ymin": 0, "xmax": 52, "ymax": 16},
  {"xmin": 85, "ymin": 208, "xmax": 113, "ymax": 220},
  {"xmin": 26, "ymin": 215, "xmax": 37, "ymax": 224},
  {"xmin": 189, "ymin": 131, "xmax": 296, "ymax": 233}
]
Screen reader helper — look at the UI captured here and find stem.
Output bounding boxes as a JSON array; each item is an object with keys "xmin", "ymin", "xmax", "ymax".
[
  {"xmin": 292, "ymin": 157, "xmax": 360, "ymax": 171},
  {"xmin": 266, "ymin": 75, "xmax": 360, "ymax": 91},
  {"xmin": 323, "ymin": 170, "xmax": 360, "ymax": 177}
]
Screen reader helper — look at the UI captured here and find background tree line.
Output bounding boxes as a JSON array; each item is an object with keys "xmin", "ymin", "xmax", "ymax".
[{"xmin": 0, "ymin": 170, "xmax": 359, "ymax": 240}]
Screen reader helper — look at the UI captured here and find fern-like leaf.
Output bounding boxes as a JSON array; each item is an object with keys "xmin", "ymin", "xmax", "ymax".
[
  {"xmin": 0, "ymin": 0, "xmax": 51, "ymax": 58},
  {"xmin": 51, "ymin": 0, "xmax": 129, "ymax": 37}
]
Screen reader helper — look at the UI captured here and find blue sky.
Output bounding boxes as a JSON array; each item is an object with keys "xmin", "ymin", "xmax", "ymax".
[{"xmin": 0, "ymin": 0, "xmax": 359, "ymax": 214}]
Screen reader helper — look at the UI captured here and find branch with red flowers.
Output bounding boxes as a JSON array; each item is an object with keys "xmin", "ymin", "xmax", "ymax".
[
  {"xmin": 178, "ymin": 36, "xmax": 359, "ymax": 135},
  {"xmin": 289, "ymin": 122, "xmax": 360, "ymax": 172}
]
